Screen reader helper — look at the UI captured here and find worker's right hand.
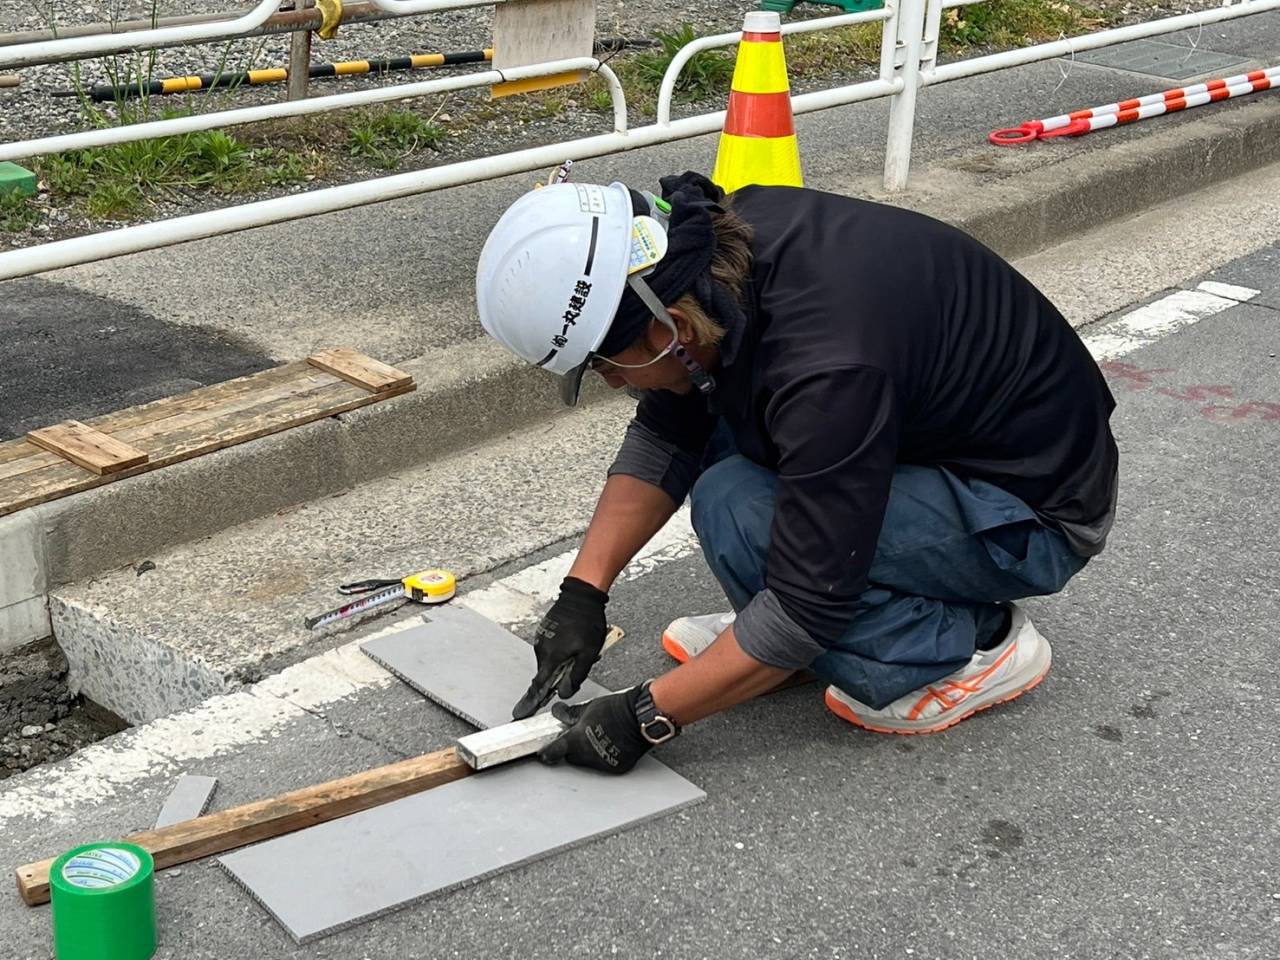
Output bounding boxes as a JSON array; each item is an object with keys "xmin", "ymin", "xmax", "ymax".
[{"xmin": 511, "ymin": 576, "xmax": 609, "ymax": 720}]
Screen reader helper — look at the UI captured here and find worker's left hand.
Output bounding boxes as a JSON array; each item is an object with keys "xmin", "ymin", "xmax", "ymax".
[{"xmin": 538, "ymin": 687, "xmax": 651, "ymax": 775}]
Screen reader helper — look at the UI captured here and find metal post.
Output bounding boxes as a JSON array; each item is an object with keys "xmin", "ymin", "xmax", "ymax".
[
  {"xmin": 921, "ymin": 0, "xmax": 943, "ymax": 74},
  {"xmin": 287, "ymin": 0, "xmax": 313, "ymax": 99},
  {"xmin": 882, "ymin": 0, "xmax": 927, "ymax": 192}
]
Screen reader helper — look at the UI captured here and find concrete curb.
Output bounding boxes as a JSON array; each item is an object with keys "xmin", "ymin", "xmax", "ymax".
[
  {"xmin": 0, "ymin": 337, "xmax": 611, "ymax": 651},
  {"xmin": 4, "ymin": 94, "xmax": 1280, "ymax": 651}
]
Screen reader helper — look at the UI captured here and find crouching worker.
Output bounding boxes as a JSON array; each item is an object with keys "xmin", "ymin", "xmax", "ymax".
[{"xmin": 473, "ymin": 171, "xmax": 1118, "ymax": 774}]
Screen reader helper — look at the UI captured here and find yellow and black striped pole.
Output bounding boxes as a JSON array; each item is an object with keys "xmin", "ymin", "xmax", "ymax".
[{"xmin": 84, "ymin": 49, "xmax": 493, "ymax": 102}]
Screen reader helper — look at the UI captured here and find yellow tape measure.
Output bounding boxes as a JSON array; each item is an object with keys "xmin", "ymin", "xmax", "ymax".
[
  {"xmin": 304, "ymin": 568, "xmax": 457, "ymax": 630},
  {"xmin": 402, "ymin": 569, "xmax": 456, "ymax": 604}
]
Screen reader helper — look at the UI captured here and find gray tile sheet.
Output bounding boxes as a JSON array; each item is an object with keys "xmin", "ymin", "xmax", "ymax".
[
  {"xmin": 360, "ymin": 603, "xmax": 609, "ymax": 729},
  {"xmin": 220, "ymin": 606, "xmax": 705, "ymax": 943},
  {"xmin": 219, "ymin": 757, "xmax": 704, "ymax": 943},
  {"xmin": 154, "ymin": 774, "xmax": 218, "ymax": 828}
]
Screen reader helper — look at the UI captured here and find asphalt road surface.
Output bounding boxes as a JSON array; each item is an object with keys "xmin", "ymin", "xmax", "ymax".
[{"xmin": 1, "ymin": 244, "xmax": 1277, "ymax": 960}]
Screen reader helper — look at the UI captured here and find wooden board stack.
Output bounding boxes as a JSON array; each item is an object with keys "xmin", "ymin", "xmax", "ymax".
[{"xmin": 0, "ymin": 347, "xmax": 414, "ymax": 517}]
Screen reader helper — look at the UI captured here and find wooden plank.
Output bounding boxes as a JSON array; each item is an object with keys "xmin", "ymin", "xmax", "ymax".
[
  {"xmin": 0, "ymin": 438, "xmax": 51, "ymax": 466},
  {"xmin": 26, "ymin": 421, "xmax": 149, "ymax": 475},
  {"xmin": 89, "ymin": 361, "xmax": 317, "ymax": 435},
  {"xmin": 0, "ymin": 362, "xmax": 313, "ymax": 482},
  {"xmin": 0, "ymin": 444, "xmax": 60, "ymax": 483},
  {"xmin": 111, "ymin": 371, "xmax": 339, "ymax": 448},
  {"xmin": 140, "ymin": 379, "xmax": 409, "ymax": 461},
  {"xmin": 16, "ymin": 747, "xmax": 474, "ymax": 907},
  {"xmin": 306, "ymin": 347, "xmax": 413, "ymax": 394},
  {"xmin": 0, "ymin": 378, "xmax": 412, "ymax": 517},
  {"xmin": 491, "ymin": 0, "xmax": 594, "ymax": 97},
  {"xmin": 0, "ymin": 371, "xmax": 340, "ymax": 510}
]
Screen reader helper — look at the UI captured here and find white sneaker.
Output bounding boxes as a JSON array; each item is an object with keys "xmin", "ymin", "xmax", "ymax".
[
  {"xmin": 661, "ymin": 611, "xmax": 736, "ymax": 663},
  {"xmin": 824, "ymin": 604, "xmax": 1051, "ymax": 735}
]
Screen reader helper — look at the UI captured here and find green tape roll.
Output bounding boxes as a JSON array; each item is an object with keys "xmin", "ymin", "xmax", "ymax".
[{"xmin": 50, "ymin": 842, "xmax": 156, "ymax": 960}]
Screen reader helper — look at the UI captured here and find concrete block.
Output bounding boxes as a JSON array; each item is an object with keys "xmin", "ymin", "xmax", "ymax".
[
  {"xmin": 360, "ymin": 605, "xmax": 609, "ymax": 729},
  {"xmin": 43, "ymin": 401, "xmax": 629, "ymax": 728},
  {"xmin": 50, "ymin": 595, "xmax": 229, "ymax": 724},
  {"xmin": 335, "ymin": 338, "xmax": 613, "ymax": 488},
  {"xmin": 219, "ymin": 754, "xmax": 703, "ymax": 943},
  {"xmin": 0, "ymin": 511, "xmax": 48, "ymax": 652},
  {"xmin": 154, "ymin": 774, "xmax": 218, "ymax": 827},
  {"xmin": 0, "ymin": 511, "xmax": 45, "ymax": 609},
  {"xmin": 0, "ymin": 162, "xmax": 35, "ymax": 197},
  {"xmin": 0, "ymin": 597, "xmax": 51, "ymax": 653}
]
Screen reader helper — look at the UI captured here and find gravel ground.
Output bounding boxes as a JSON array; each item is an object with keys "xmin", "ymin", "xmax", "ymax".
[
  {"xmin": 0, "ymin": 639, "xmax": 128, "ymax": 779},
  {"xmin": 0, "ymin": 0, "xmax": 1232, "ymax": 247}
]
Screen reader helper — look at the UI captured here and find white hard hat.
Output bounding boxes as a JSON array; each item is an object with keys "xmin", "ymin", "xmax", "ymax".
[{"xmin": 476, "ymin": 180, "xmax": 670, "ymax": 405}]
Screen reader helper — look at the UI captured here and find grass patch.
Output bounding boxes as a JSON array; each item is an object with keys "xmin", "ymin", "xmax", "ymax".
[
  {"xmin": 35, "ymin": 119, "xmax": 323, "ymax": 220},
  {"xmin": 784, "ymin": 24, "xmax": 884, "ymax": 78},
  {"xmin": 938, "ymin": 0, "xmax": 1110, "ymax": 51},
  {"xmin": 0, "ymin": 191, "xmax": 39, "ymax": 233},
  {"xmin": 346, "ymin": 109, "xmax": 444, "ymax": 169},
  {"xmin": 629, "ymin": 24, "xmax": 736, "ymax": 101}
]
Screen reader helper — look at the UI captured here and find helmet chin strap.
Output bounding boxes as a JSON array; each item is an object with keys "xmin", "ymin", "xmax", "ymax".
[{"xmin": 626, "ymin": 274, "xmax": 716, "ymax": 396}]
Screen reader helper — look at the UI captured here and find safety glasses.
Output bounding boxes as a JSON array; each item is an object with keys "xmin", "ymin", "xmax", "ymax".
[{"xmin": 588, "ymin": 316, "xmax": 679, "ymax": 372}]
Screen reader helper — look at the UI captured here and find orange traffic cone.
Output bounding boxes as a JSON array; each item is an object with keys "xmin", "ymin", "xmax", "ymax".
[{"xmin": 712, "ymin": 11, "xmax": 803, "ymax": 193}]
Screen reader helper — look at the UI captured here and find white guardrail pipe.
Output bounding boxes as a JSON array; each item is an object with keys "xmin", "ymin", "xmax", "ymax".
[
  {"xmin": 0, "ymin": 0, "xmax": 516, "ymax": 68},
  {"xmin": 924, "ymin": 0, "xmax": 1280, "ymax": 84},
  {"xmin": 0, "ymin": 75, "xmax": 898, "ymax": 282},
  {"xmin": 0, "ymin": 58, "xmax": 612, "ymax": 162},
  {"xmin": 0, "ymin": 0, "xmax": 281, "ymax": 70}
]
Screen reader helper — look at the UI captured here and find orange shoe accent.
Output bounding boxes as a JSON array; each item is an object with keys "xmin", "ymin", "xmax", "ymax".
[
  {"xmin": 823, "ymin": 660, "xmax": 1050, "ymax": 736},
  {"xmin": 661, "ymin": 631, "xmax": 691, "ymax": 664},
  {"xmin": 904, "ymin": 641, "xmax": 1019, "ymax": 721}
]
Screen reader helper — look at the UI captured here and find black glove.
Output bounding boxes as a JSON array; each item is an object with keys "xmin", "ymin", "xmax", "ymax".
[
  {"xmin": 511, "ymin": 576, "xmax": 609, "ymax": 720},
  {"xmin": 537, "ymin": 687, "xmax": 651, "ymax": 775}
]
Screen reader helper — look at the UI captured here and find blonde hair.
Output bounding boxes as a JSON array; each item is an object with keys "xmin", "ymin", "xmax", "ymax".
[{"xmin": 672, "ymin": 200, "xmax": 754, "ymax": 346}]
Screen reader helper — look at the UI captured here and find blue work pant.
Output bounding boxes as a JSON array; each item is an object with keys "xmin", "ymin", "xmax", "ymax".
[{"xmin": 689, "ymin": 456, "xmax": 1088, "ymax": 709}]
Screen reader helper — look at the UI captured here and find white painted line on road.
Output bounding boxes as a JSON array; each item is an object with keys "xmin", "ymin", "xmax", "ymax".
[
  {"xmin": 461, "ymin": 506, "xmax": 697, "ymax": 625},
  {"xmin": 1196, "ymin": 280, "xmax": 1261, "ymax": 303},
  {"xmin": 1083, "ymin": 286, "xmax": 1259, "ymax": 362},
  {"xmin": 0, "ymin": 623, "xmax": 406, "ymax": 825}
]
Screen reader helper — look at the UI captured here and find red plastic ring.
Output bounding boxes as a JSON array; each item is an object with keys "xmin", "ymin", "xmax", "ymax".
[{"xmin": 988, "ymin": 126, "xmax": 1037, "ymax": 146}]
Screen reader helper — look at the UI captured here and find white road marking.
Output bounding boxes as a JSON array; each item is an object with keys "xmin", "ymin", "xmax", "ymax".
[
  {"xmin": 1196, "ymin": 280, "xmax": 1261, "ymax": 303},
  {"xmin": 460, "ymin": 506, "xmax": 697, "ymax": 625},
  {"xmin": 6, "ymin": 281, "xmax": 1261, "ymax": 826},
  {"xmin": 1083, "ymin": 285, "xmax": 1259, "ymax": 361}
]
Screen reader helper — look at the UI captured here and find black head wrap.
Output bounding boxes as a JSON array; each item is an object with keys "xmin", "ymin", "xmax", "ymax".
[{"xmin": 595, "ymin": 171, "xmax": 745, "ymax": 358}]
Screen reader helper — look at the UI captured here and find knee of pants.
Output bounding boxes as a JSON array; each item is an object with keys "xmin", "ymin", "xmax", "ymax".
[{"xmin": 691, "ymin": 456, "xmax": 776, "ymax": 574}]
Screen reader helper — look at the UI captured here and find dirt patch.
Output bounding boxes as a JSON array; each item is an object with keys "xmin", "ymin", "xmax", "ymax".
[{"xmin": 0, "ymin": 638, "xmax": 128, "ymax": 779}]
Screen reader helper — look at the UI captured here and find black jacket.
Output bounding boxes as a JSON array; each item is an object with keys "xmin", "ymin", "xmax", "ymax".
[{"xmin": 610, "ymin": 185, "xmax": 1117, "ymax": 665}]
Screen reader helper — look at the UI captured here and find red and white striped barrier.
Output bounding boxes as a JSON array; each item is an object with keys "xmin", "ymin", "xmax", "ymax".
[{"xmin": 990, "ymin": 65, "xmax": 1280, "ymax": 145}]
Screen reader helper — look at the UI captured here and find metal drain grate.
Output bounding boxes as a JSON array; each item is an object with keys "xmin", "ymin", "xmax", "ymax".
[{"xmin": 1074, "ymin": 39, "xmax": 1252, "ymax": 82}]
